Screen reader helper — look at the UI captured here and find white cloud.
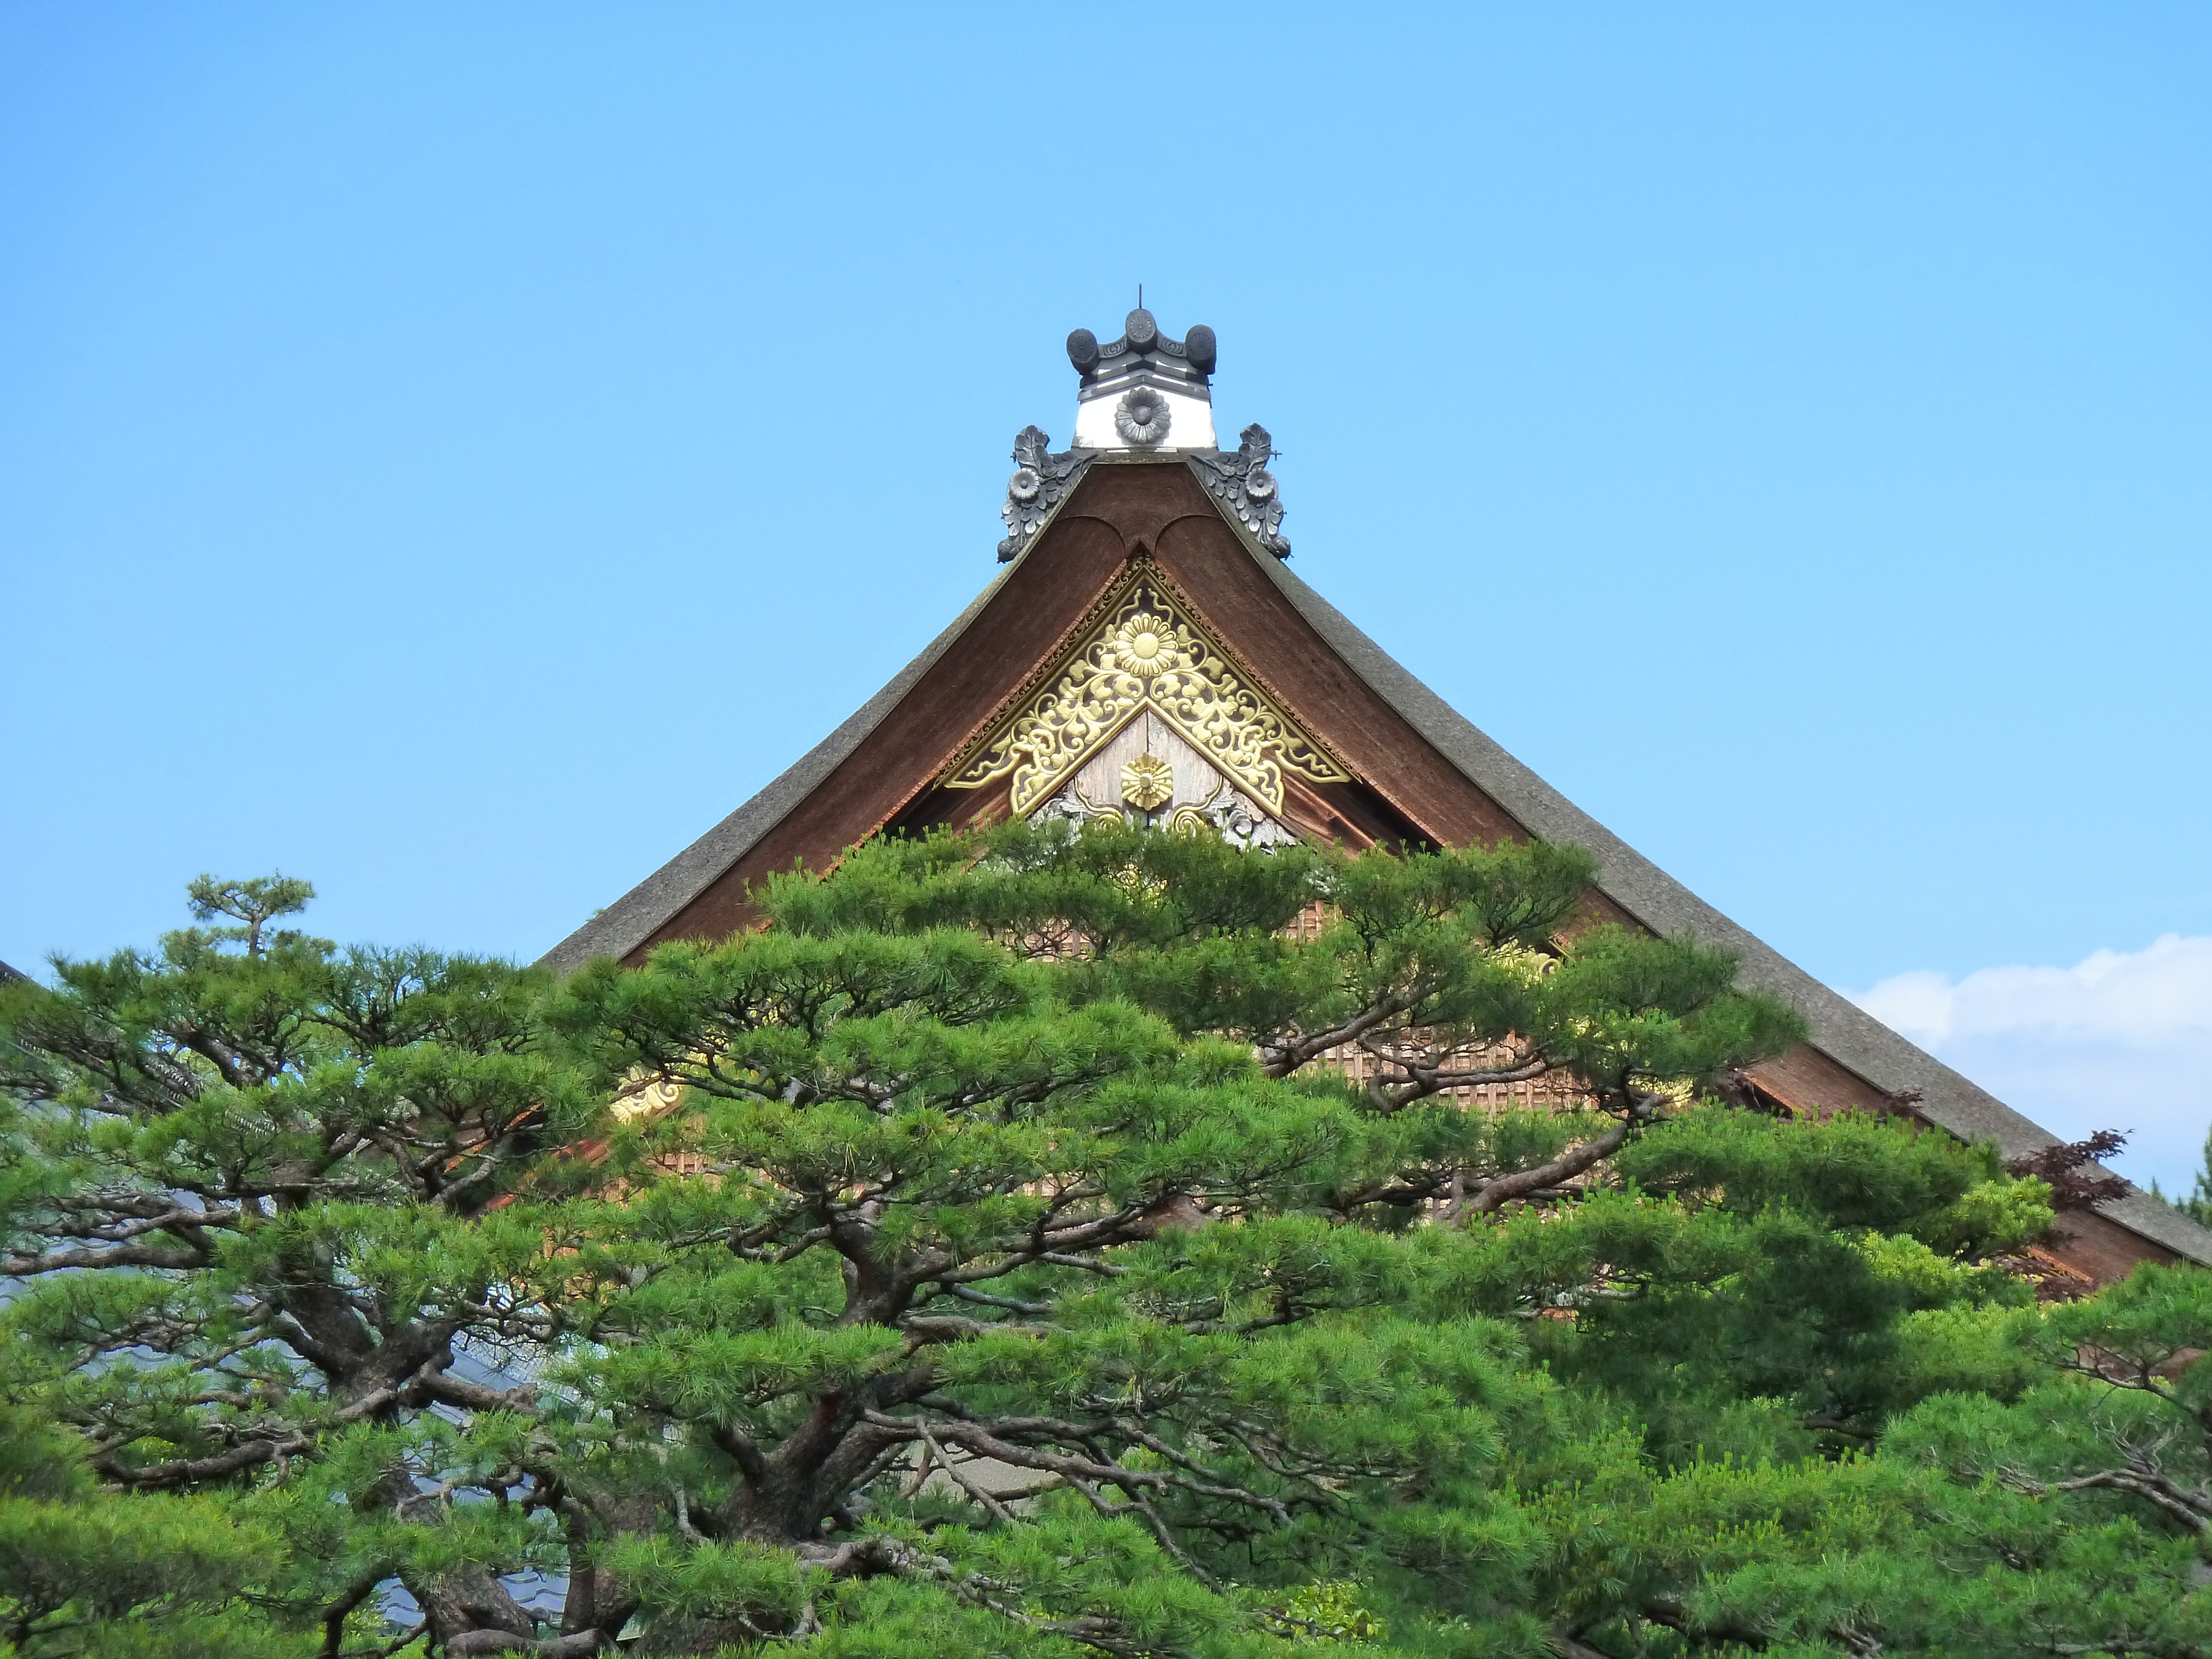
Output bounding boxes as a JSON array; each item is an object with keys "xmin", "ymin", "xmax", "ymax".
[
  {"xmin": 1844, "ymin": 936, "xmax": 2212, "ymax": 1196},
  {"xmin": 1854, "ymin": 935, "xmax": 2212, "ymax": 1047}
]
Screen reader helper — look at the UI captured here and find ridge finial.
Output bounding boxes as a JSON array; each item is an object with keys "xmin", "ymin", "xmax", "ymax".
[{"xmin": 1066, "ymin": 310, "xmax": 1218, "ymax": 451}]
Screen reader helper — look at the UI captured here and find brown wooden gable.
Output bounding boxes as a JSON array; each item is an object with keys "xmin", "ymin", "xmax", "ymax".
[
  {"xmin": 542, "ymin": 453, "xmax": 2212, "ymax": 1280},
  {"xmin": 607, "ymin": 458, "xmax": 1523, "ymax": 954}
]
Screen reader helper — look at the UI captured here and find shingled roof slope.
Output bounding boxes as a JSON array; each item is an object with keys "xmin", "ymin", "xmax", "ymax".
[{"xmin": 541, "ymin": 567, "xmax": 1017, "ymax": 979}]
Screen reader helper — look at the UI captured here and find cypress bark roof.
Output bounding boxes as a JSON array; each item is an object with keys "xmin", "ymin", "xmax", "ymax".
[{"xmin": 542, "ymin": 452, "xmax": 2212, "ymax": 1272}]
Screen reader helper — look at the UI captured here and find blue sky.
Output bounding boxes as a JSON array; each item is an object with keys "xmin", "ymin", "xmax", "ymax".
[{"xmin": 4, "ymin": 6, "xmax": 2209, "ymax": 1186}]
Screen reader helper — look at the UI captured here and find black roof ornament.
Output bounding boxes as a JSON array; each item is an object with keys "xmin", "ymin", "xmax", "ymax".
[
  {"xmin": 997, "ymin": 425, "xmax": 1088, "ymax": 563},
  {"xmin": 1066, "ymin": 308, "xmax": 1215, "ymax": 398},
  {"xmin": 1191, "ymin": 424, "xmax": 1290, "ymax": 560}
]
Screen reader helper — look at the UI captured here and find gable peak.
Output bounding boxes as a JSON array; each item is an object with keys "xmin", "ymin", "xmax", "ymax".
[{"xmin": 997, "ymin": 316, "xmax": 1292, "ymax": 565}]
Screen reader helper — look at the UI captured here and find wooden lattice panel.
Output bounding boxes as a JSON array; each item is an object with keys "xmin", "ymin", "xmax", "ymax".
[{"xmin": 1314, "ymin": 1035, "xmax": 1593, "ymax": 1115}]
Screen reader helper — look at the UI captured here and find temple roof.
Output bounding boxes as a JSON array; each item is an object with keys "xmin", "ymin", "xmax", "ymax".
[{"xmin": 543, "ymin": 335, "xmax": 2212, "ymax": 1276}]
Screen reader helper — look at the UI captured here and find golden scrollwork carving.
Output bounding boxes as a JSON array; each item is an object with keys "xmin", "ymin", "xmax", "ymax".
[
  {"xmin": 1167, "ymin": 781, "xmax": 1226, "ymax": 836},
  {"xmin": 944, "ymin": 567, "xmax": 1349, "ymax": 815},
  {"xmin": 610, "ymin": 1073, "xmax": 685, "ymax": 1124}
]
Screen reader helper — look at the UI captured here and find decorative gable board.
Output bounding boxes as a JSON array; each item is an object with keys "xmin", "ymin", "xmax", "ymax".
[{"xmin": 942, "ymin": 561, "xmax": 1349, "ymax": 820}]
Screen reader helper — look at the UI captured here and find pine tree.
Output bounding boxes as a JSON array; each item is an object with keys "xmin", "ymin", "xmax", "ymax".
[
  {"xmin": 2, "ymin": 827, "xmax": 2206, "ymax": 1657},
  {"xmin": 2152, "ymin": 1120, "xmax": 2212, "ymax": 1228}
]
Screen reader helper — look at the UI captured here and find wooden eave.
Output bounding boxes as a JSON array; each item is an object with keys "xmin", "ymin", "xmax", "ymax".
[{"xmin": 541, "ymin": 455, "xmax": 2212, "ymax": 1274}]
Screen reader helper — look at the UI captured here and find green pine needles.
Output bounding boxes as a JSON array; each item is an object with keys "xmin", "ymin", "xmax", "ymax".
[
  {"xmin": 1, "ymin": 824, "xmax": 2206, "ymax": 1657},
  {"xmin": 2151, "ymin": 1124, "xmax": 2212, "ymax": 1229}
]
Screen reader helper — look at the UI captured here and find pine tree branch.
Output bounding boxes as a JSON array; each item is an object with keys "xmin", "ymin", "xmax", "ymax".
[
  {"xmin": 415, "ymin": 1364, "xmax": 539, "ymax": 1416},
  {"xmin": 95, "ymin": 1432, "xmax": 313, "ymax": 1489},
  {"xmin": 709, "ymin": 1423, "xmax": 768, "ymax": 1482},
  {"xmin": 444, "ymin": 1631, "xmax": 604, "ymax": 1656},
  {"xmin": 2007, "ymin": 1465, "xmax": 2211, "ymax": 1532},
  {"xmin": 898, "ymin": 1313, "xmax": 1057, "ymax": 1345},
  {"xmin": 935, "ymin": 1284, "xmax": 1055, "ymax": 1314},
  {"xmin": 32, "ymin": 1194, "xmax": 247, "ymax": 1243},
  {"xmin": 1353, "ymin": 1031, "xmax": 1552, "ymax": 1112},
  {"xmin": 1257, "ymin": 998, "xmax": 1415, "ymax": 1079},
  {"xmin": 0, "ymin": 1239, "xmax": 210, "ymax": 1275},
  {"xmin": 1460, "ymin": 1097, "xmax": 1661, "ymax": 1217},
  {"xmin": 863, "ymin": 1410, "xmax": 1296, "ymax": 1527},
  {"xmin": 916, "ymin": 1419, "xmax": 1017, "ymax": 1525},
  {"xmin": 93, "ymin": 1354, "xmax": 458, "ymax": 1489},
  {"xmin": 320, "ymin": 1568, "xmax": 393, "ymax": 1659},
  {"xmin": 1035, "ymin": 1249, "xmax": 1130, "ymax": 1274}
]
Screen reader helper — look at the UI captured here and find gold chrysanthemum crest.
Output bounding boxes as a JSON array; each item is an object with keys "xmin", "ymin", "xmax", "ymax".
[
  {"xmin": 945, "ymin": 567, "xmax": 1349, "ymax": 815},
  {"xmin": 1107, "ymin": 614, "xmax": 1176, "ymax": 680},
  {"xmin": 1121, "ymin": 752, "xmax": 1175, "ymax": 811}
]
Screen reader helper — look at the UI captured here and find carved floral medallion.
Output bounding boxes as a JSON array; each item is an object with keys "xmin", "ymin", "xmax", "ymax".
[{"xmin": 1120, "ymin": 752, "xmax": 1176, "ymax": 811}]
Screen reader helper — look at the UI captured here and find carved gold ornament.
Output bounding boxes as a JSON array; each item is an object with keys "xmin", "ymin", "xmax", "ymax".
[
  {"xmin": 1108, "ymin": 614, "xmax": 1177, "ymax": 680},
  {"xmin": 611, "ymin": 1073, "xmax": 684, "ymax": 1124},
  {"xmin": 1120, "ymin": 752, "xmax": 1175, "ymax": 811},
  {"xmin": 945, "ymin": 568, "xmax": 1349, "ymax": 815}
]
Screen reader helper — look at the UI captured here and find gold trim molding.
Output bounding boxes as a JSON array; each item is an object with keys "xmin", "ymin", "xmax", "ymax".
[{"xmin": 943, "ymin": 566, "xmax": 1349, "ymax": 815}]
